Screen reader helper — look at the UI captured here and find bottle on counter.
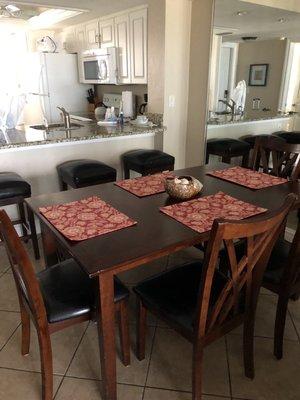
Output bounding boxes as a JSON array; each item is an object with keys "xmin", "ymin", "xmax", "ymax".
[{"xmin": 119, "ymin": 101, "xmax": 124, "ymax": 126}]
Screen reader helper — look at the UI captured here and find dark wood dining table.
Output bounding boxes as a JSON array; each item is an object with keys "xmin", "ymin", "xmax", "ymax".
[{"xmin": 25, "ymin": 163, "xmax": 300, "ymax": 400}]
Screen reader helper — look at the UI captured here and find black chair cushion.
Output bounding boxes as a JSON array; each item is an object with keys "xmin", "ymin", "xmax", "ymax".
[
  {"xmin": 240, "ymin": 134, "xmax": 285, "ymax": 148},
  {"xmin": 122, "ymin": 150, "xmax": 175, "ymax": 171},
  {"xmin": 273, "ymin": 131, "xmax": 300, "ymax": 144},
  {"xmin": 37, "ymin": 259, "xmax": 129, "ymax": 324},
  {"xmin": 57, "ymin": 159, "xmax": 117, "ymax": 188},
  {"xmin": 263, "ymin": 239, "xmax": 291, "ymax": 285},
  {"xmin": 0, "ymin": 172, "xmax": 31, "ymax": 200},
  {"xmin": 134, "ymin": 262, "xmax": 229, "ymax": 331},
  {"xmin": 207, "ymin": 138, "xmax": 250, "ymax": 156}
]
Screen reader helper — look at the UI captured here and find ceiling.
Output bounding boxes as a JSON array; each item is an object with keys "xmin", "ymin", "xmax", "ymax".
[
  {"xmin": 214, "ymin": 0, "xmax": 300, "ymax": 41},
  {"xmin": 0, "ymin": 0, "xmax": 148, "ymax": 28}
]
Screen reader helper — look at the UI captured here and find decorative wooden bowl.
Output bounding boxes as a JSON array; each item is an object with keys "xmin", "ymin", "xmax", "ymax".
[{"xmin": 164, "ymin": 176, "xmax": 203, "ymax": 200}]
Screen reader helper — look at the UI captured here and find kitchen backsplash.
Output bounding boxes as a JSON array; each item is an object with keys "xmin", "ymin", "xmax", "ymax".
[{"xmin": 95, "ymin": 84, "xmax": 147, "ymax": 110}]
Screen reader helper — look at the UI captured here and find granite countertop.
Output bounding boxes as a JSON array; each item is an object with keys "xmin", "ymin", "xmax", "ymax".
[
  {"xmin": 0, "ymin": 113, "xmax": 164, "ymax": 150},
  {"xmin": 207, "ymin": 113, "xmax": 294, "ymax": 126}
]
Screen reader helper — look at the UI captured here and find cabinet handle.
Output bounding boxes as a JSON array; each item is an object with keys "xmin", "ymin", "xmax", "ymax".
[{"xmin": 95, "ymin": 34, "xmax": 99, "ymax": 43}]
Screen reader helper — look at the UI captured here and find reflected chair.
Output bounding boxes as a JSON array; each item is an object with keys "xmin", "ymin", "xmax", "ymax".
[
  {"xmin": 134, "ymin": 195, "xmax": 295, "ymax": 400},
  {"xmin": 0, "ymin": 209, "xmax": 130, "ymax": 400}
]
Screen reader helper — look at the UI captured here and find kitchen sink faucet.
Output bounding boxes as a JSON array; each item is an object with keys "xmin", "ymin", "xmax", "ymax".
[
  {"xmin": 57, "ymin": 107, "xmax": 71, "ymax": 129},
  {"xmin": 218, "ymin": 99, "xmax": 236, "ymax": 121}
]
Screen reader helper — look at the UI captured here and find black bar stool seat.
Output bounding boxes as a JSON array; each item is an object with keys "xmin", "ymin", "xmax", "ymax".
[
  {"xmin": 122, "ymin": 149, "xmax": 175, "ymax": 179},
  {"xmin": 0, "ymin": 172, "xmax": 39, "ymax": 259},
  {"xmin": 57, "ymin": 159, "xmax": 117, "ymax": 190},
  {"xmin": 240, "ymin": 134, "xmax": 285, "ymax": 148},
  {"xmin": 0, "ymin": 172, "xmax": 31, "ymax": 200},
  {"xmin": 273, "ymin": 131, "xmax": 300, "ymax": 144},
  {"xmin": 206, "ymin": 138, "xmax": 250, "ymax": 166}
]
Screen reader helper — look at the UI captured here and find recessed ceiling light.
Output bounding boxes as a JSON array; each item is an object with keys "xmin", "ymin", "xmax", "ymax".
[
  {"xmin": 278, "ymin": 18, "xmax": 287, "ymax": 23},
  {"xmin": 280, "ymin": 37, "xmax": 286, "ymax": 40},
  {"xmin": 236, "ymin": 11, "xmax": 248, "ymax": 16}
]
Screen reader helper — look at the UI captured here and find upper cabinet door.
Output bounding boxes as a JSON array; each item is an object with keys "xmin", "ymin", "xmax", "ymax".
[
  {"xmin": 129, "ymin": 8, "xmax": 148, "ymax": 84},
  {"xmin": 99, "ymin": 17, "xmax": 115, "ymax": 48},
  {"xmin": 114, "ymin": 14, "xmax": 131, "ymax": 84},
  {"xmin": 75, "ymin": 25, "xmax": 87, "ymax": 53},
  {"xmin": 85, "ymin": 20, "xmax": 100, "ymax": 49},
  {"xmin": 62, "ymin": 27, "xmax": 76, "ymax": 53}
]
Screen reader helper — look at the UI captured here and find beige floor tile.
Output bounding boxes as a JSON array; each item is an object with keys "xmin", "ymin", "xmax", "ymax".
[
  {"xmin": 146, "ymin": 328, "xmax": 230, "ymax": 397},
  {"xmin": 0, "ymin": 323, "xmax": 87, "ymax": 375},
  {"xmin": 288, "ymin": 298, "xmax": 300, "ymax": 339},
  {"xmin": 228, "ymin": 335, "xmax": 300, "ymax": 400},
  {"xmin": 0, "ymin": 310, "xmax": 20, "ymax": 348},
  {"xmin": 143, "ymin": 387, "xmax": 230, "ymax": 400},
  {"xmin": 67, "ymin": 323, "xmax": 155, "ymax": 386},
  {"xmin": 0, "ymin": 244, "xmax": 10, "ymax": 275},
  {"xmin": 55, "ymin": 377, "xmax": 143, "ymax": 400},
  {"xmin": 0, "ymin": 368, "xmax": 61, "ymax": 400},
  {"xmin": 118, "ymin": 257, "xmax": 168, "ymax": 285},
  {"xmin": 0, "ymin": 273, "xmax": 20, "ymax": 311},
  {"xmin": 231, "ymin": 294, "xmax": 298, "ymax": 340}
]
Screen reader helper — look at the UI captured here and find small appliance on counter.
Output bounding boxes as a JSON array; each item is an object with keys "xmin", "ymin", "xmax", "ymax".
[{"xmin": 139, "ymin": 93, "xmax": 148, "ymax": 115}]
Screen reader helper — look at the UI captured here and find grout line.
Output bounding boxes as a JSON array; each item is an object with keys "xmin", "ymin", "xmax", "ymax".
[
  {"xmin": 0, "ymin": 322, "xmax": 21, "ymax": 352},
  {"xmin": 53, "ymin": 322, "xmax": 90, "ymax": 399},
  {"xmin": 0, "ymin": 309, "xmax": 20, "ymax": 314},
  {"xmin": 287, "ymin": 308, "xmax": 300, "ymax": 343},
  {"xmin": 225, "ymin": 336, "xmax": 233, "ymax": 400},
  {"xmin": 0, "ymin": 365, "xmax": 63, "ymax": 376},
  {"xmin": 141, "ymin": 326, "xmax": 157, "ymax": 400}
]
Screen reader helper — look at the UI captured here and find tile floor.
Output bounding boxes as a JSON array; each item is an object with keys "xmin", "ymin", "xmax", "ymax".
[{"xmin": 0, "ymin": 241, "xmax": 299, "ymax": 400}]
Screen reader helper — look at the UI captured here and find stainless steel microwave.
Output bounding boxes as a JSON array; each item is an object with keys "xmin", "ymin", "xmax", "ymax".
[{"xmin": 78, "ymin": 47, "xmax": 118, "ymax": 84}]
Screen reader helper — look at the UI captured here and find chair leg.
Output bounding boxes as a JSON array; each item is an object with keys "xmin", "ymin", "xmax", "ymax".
[
  {"xmin": 27, "ymin": 206, "xmax": 40, "ymax": 260},
  {"xmin": 136, "ymin": 298, "xmax": 147, "ymax": 361},
  {"xmin": 274, "ymin": 294, "xmax": 289, "ymax": 360},
  {"xmin": 124, "ymin": 166, "xmax": 130, "ymax": 179},
  {"xmin": 242, "ymin": 153, "xmax": 250, "ymax": 168},
  {"xmin": 37, "ymin": 330, "xmax": 53, "ymax": 400},
  {"xmin": 20, "ymin": 301, "xmax": 30, "ymax": 356},
  {"xmin": 243, "ymin": 313, "xmax": 255, "ymax": 379},
  {"xmin": 192, "ymin": 341, "xmax": 204, "ymax": 400},
  {"xmin": 222, "ymin": 156, "xmax": 231, "ymax": 164},
  {"xmin": 18, "ymin": 202, "xmax": 28, "ymax": 239},
  {"xmin": 206, "ymin": 152, "xmax": 209, "ymax": 165},
  {"xmin": 58, "ymin": 176, "xmax": 68, "ymax": 191},
  {"xmin": 118, "ymin": 299, "xmax": 131, "ymax": 366}
]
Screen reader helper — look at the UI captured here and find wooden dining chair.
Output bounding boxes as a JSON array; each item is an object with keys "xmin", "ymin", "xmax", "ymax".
[
  {"xmin": 250, "ymin": 135, "xmax": 300, "ymax": 180},
  {"xmin": 0, "ymin": 209, "xmax": 131, "ymax": 400},
  {"xmin": 134, "ymin": 195, "xmax": 295, "ymax": 400},
  {"xmin": 262, "ymin": 214, "xmax": 300, "ymax": 360}
]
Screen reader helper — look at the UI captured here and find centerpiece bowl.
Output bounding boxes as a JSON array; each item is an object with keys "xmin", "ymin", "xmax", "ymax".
[{"xmin": 164, "ymin": 175, "xmax": 203, "ymax": 200}]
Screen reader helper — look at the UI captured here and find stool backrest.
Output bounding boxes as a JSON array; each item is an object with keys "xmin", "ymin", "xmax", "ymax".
[
  {"xmin": 0, "ymin": 209, "xmax": 48, "ymax": 329},
  {"xmin": 250, "ymin": 136, "xmax": 300, "ymax": 180},
  {"xmin": 195, "ymin": 194, "xmax": 296, "ymax": 338}
]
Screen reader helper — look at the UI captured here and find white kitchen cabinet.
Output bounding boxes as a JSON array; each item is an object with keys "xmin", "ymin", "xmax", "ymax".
[
  {"xmin": 99, "ymin": 17, "xmax": 115, "ymax": 48},
  {"xmin": 75, "ymin": 25, "xmax": 86, "ymax": 53},
  {"xmin": 61, "ymin": 27, "xmax": 76, "ymax": 53},
  {"xmin": 114, "ymin": 14, "xmax": 131, "ymax": 84},
  {"xmin": 129, "ymin": 8, "xmax": 147, "ymax": 84},
  {"xmin": 85, "ymin": 19, "xmax": 100, "ymax": 49}
]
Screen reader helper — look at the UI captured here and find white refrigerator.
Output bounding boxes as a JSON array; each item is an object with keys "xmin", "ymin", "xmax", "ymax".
[{"xmin": 23, "ymin": 53, "xmax": 91, "ymax": 125}]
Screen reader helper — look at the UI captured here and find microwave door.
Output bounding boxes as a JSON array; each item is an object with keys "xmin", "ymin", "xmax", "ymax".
[{"xmin": 83, "ymin": 59, "xmax": 100, "ymax": 83}]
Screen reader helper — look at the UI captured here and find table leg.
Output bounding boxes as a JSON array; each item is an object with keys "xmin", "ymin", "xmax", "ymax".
[
  {"xmin": 97, "ymin": 272, "xmax": 117, "ymax": 400},
  {"xmin": 40, "ymin": 222, "xmax": 59, "ymax": 267}
]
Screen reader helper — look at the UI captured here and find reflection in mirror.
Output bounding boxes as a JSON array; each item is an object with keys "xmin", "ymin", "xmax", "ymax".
[{"xmin": 208, "ymin": 0, "xmax": 300, "ymax": 127}]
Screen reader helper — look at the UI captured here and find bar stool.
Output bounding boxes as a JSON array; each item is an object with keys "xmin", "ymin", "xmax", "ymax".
[
  {"xmin": 240, "ymin": 134, "xmax": 285, "ymax": 148},
  {"xmin": 0, "ymin": 172, "xmax": 39, "ymax": 259},
  {"xmin": 206, "ymin": 138, "xmax": 251, "ymax": 167},
  {"xmin": 57, "ymin": 159, "xmax": 117, "ymax": 190},
  {"xmin": 122, "ymin": 149, "xmax": 175, "ymax": 179},
  {"xmin": 273, "ymin": 131, "xmax": 300, "ymax": 144}
]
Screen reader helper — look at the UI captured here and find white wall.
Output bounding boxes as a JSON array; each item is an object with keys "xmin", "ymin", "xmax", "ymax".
[{"xmin": 163, "ymin": 0, "xmax": 192, "ymax": 169}]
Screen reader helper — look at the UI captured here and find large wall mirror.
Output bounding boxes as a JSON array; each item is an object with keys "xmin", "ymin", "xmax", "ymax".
[{"xmin": 207, "ymin": 0, "xmax": 300, "ymax": 138}]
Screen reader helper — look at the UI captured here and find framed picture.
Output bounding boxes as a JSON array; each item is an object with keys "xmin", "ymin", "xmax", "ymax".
[{"xmin": 249, "ymin": 64, "xmax": 269, "ymax": 86}]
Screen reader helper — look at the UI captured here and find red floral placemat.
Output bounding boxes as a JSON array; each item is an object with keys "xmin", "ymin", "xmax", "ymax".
[
  {"xmin": 207, "ymin": 166, "xmax": 287, "ymax": 190},
  {"xmin": 115, "ymin": 172, "xmax": 174, "ymax": 197},
  {"xmin": 39, "ymin": 196, "xmax": 137, "ymax": 241},
  {"xmin": 160, "ymin": 191, "xmax": 267, "ymax": 234}
]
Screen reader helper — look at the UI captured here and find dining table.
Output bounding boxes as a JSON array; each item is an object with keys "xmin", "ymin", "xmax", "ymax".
[{"xmin": 25, "ymin": 162, "xmax": 300, "ymax": 400}]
